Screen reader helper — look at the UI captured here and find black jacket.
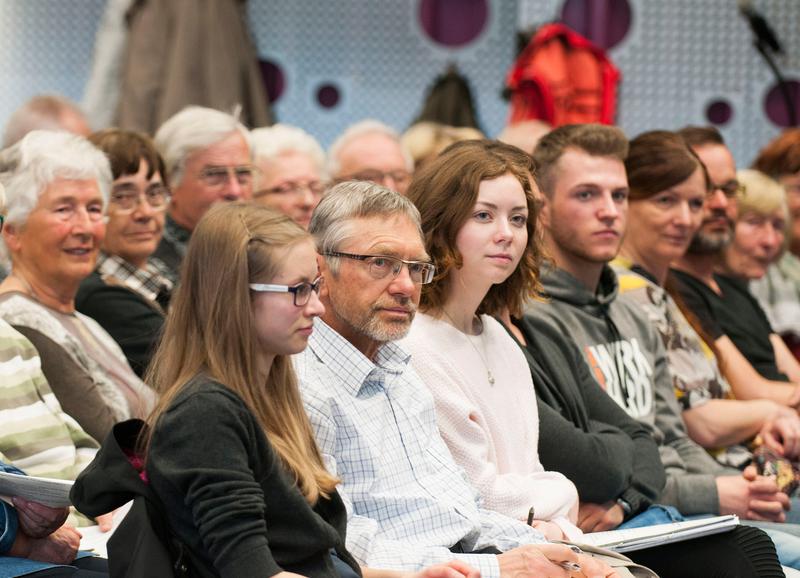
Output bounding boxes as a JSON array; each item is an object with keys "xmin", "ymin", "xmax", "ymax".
[
  {"xmin": 71, "ymin": 419, "xmax": 192, "ymax": 578},
  {"xmin": 75, "ymin": 272, "xmax": 166, "ymax": 378}
]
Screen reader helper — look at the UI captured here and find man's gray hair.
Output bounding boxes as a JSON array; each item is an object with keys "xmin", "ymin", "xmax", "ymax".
[
  {"xmin": 3, "ymin": 95, "xmax": 89, "ymax": 148},
  {"xmin": 154, "ymin": 105, "xmax": 251, "ymax": 187},
  {"xmin": 309, "ymin": 180, "xmax": 422, "ymax": 273},
  {"xmin": 251, "ymin": 123, "xmax": 326, "ymax": 178},
  {"xmin": 0, "ymin": 130, "xmax": 111, "ymax": 263},
  {"xmin": 326, "ymin": 119, "xmax": 414, "ymax": 178}
]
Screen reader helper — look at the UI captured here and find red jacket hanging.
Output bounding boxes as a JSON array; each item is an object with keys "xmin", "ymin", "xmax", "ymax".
[{"xmin": 505, "ymin": 23, "xmax": 621, "ymax": 127}]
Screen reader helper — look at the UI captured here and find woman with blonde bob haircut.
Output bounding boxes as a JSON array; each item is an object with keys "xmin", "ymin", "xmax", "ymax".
[
  {"xmin": 718, "ymin": 169, "xmax": 800, "ymax": 384},
  {"xmin": 724, "ymin": 168, "xmax": 789, "ymax": 282},
  {"xmin": 746, "ymin": 168, "xmax": 800, "ymax": 352},
  {"xmin": 115, "ymin": 201, "xmax": 478, "ymax": 578}
]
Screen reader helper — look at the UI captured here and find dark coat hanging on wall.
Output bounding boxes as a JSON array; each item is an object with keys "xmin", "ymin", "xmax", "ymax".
[
  {"xmin": 414, "ymin": 65, "xmax": 482, "ymax": 132},
  {"xmin": 116, "ymin": 0, "xmax": 272, "ymax": 133}
]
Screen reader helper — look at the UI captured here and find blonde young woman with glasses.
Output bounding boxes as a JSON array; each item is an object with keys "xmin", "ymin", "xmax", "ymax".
[
  {"xmin": 75, "ymin": 201, "xmax": 481, "ymax": 578},
  {"xmin": 75, "ymin": 129, "xmax": 174, "ymax": 378}
]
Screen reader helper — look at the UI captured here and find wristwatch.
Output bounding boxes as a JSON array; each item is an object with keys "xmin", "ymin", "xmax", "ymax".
[{"xmin": 616, "ymin": 497, "xmax": 633, "ymax": 518}]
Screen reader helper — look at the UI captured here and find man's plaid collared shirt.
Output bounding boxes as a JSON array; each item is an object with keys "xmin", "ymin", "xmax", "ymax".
[{"xmin": 295, "ymin": 320, "xmax": 545, "ymax": 577}]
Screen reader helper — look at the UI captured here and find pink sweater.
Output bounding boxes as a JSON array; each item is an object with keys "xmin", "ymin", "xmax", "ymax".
[{"xmin": 402, "ymin": 313, "xmax": 581, "ymax": 540}]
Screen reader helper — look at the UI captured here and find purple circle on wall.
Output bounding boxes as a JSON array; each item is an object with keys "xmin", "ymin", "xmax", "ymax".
[
  {"xmin": 419, "ymin": 0, "xmax": 489, "ymax": 48},
  {"xmin": 764, "ymin": 80, "xmax": 800, "ymax": 128},
  {"xmin": 258, "ymin": 59, "xmax": 285, "ymax": 104},
  {"xmin": 706, "ymin": 100, "xmax": 733, "ymax": 125},
  {"xmin": 561, "ymin": 0, "xmax": 632, "ymax": 50},
  {"xmin": 316, "ymin": 84, "xmax": 341, "ymax": 109}
]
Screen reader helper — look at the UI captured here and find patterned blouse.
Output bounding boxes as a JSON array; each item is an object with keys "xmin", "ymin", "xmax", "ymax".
[{"xmin": 614, "ymin": 260, "xmax": 751, "ymax": 468}]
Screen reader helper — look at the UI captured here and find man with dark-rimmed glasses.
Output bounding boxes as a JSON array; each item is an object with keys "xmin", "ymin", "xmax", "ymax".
[
  {"xmin": 294, "ymin": 180, "xmax": 594, "ymax": 578},
  {"xmin": 327, "ymin": 120, "xmax": 414, "ymax": 195}
]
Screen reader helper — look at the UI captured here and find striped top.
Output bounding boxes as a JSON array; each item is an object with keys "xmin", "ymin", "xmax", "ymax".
[{"xmin": 0, "ymin": 320, "xmax": 98, "ymax": 480}]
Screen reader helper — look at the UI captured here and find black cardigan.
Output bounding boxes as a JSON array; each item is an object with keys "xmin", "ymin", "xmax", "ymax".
[
  {"xmin": 148, "ymin": 378, "xmax": 359, "ymax": 578},
  {"xmin": 75, "ymin": 271, "xmax": 166, "ymax": 378},
  {"xmin": 507, "ymin": 316, "xmax": 665, "ymax": 519},
  {"xmin": 72, "ymin": 376, "xmax": 361, "ymax": 578}
]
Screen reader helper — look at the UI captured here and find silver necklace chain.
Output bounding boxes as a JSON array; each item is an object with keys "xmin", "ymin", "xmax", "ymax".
[{"xmin": 440, "ymin": 309, "xmax": 495, "ymax": 386}]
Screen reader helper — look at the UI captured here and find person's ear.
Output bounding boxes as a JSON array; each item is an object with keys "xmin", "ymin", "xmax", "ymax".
[
  {"xmin": 316, "ymin": 254, "xmax": 331, "ymax": 299},
  {"xmin": 2, "ymin": 223, "xmax": 22, "ymax": 254},
  {"xmin": 538, "ymin": 195, "xmax": 552, "ymax": 230}
]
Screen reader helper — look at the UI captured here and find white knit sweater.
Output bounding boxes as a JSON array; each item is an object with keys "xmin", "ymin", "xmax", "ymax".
[{"xmin": 402, "ymin": 313, "xmax": 581, "ymax": 541}]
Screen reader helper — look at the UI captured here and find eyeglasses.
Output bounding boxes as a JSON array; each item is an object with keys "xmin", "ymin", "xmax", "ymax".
[
  {"xmin": 110, "ymin": 184, "xmax": 171, "ymax": 213},
  {"xmin": 323, "ymin": 251, "xmax": 435, "ymax": 284},
  {"xmin": 712, "ymin": 181, "xmax": 745, "ymax": 198},
  {"xmin": 254, "ymin": 180, "xmax": 326, "ymax": 199},
  {"xmin": 249, "ymin": 276, "xmax": 323, "ymax": 306},
  {"xmin": 198, "ymin": 165, "xmax": 256, "ymax": 189},
  {"xmin": 340, "ymin": 169, "xmax": 411, "ymax": 189}
]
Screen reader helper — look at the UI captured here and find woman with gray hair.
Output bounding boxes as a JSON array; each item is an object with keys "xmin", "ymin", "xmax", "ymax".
[
  {"xmin": 251, "ymin": 123, "xmax": 326, "ymax": 229},
  {"xmin": 718, "ymin": 169, "xmax": 800, "ymax": 381},
  {"xmin": 0, "ymin": 131, "xmax": 155, "ymax": 442}
]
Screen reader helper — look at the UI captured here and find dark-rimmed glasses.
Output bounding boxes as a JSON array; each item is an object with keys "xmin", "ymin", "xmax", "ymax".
[
  {"xmin": 323, "ymin": 251, "xmax": 435, "ymax": 284},
  {"xmin": 249, "ymin": 276, "xmax": 323, "ymax": 306}
]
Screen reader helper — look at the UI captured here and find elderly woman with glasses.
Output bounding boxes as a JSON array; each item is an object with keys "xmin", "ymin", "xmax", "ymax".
[
  {"xmin": 0, "ymin": 131, "xmax": 155, "ymax": 443},
  {"xmin": 715, "ymin": 169, "xmax": 800, "ymax": 384},
  {"xmin": 250, "ymin": 124, "xmax": 327, "ymax": 230},
  {"xmin": 74, "ymin": 129, "xmax": 173, "ymax": 378}
]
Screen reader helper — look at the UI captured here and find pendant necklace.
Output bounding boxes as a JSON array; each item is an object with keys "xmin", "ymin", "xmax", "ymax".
[{"xmin": 441, "ymin": 309, "xmax": 495, "ymax": 386}]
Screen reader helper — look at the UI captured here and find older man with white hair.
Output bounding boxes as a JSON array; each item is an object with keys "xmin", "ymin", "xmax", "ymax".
[
  {"xmin": 251, "ymin": 123, "xmax": 326, "ymax": 229},
  {"xmin": 328, "ymin": 119, "xmax": 414, "ymax": 195},
  {"xmin": 152, "ymin": 106, "xmax": 253, "ymax": 282}
]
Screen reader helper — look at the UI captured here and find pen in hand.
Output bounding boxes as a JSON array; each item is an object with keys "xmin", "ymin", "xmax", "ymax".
[
  {"xmin": 527, "ymin": 506, "xmax": 582, "ymax": 571},
  {"xmin": 560, "ymin": 544, "xmax": 582, "ymax": 572}
]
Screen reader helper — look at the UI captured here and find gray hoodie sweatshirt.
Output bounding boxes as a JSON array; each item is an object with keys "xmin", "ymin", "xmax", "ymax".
[{"xmin": 526, "ymin": 264, "xmax": 739, "ymax": 515}]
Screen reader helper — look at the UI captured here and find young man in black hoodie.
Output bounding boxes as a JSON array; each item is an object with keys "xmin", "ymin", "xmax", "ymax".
[{"xmin": 521, "ymin": 123, "xmax": 800, "ymax": 571}]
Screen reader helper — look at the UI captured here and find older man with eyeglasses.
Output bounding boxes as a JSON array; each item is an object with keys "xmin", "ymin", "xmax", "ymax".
[
  {"xmin": 294, "ymin": 180, "xmax": 611, "ymax": 578},
  {"xmin": 152, "ymin": 105, "xmax": 254, "ymax": 283},
  {"xmin": 327, "ymin": 119, "xmax": 414, "ymax": 195},
  {"xmin": 250, "ymin": 123, "xmax": 327, "ymax": 230}
]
